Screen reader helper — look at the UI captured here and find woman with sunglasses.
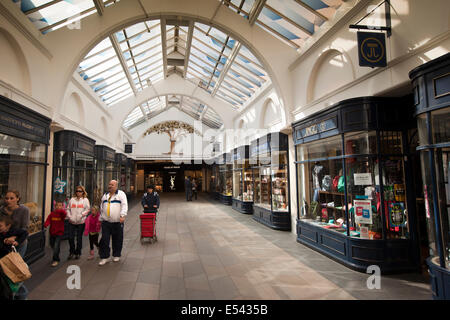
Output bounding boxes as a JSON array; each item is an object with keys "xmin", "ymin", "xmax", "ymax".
[{"xmin": 66, "ymin": 186, "xmax": 90, "ymax": 260}]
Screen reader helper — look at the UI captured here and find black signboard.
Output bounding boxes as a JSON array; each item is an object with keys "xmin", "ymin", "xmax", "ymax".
[
  {"xmin": 357, "ymin": 31, "xmax": 387, "ymax": 68},
  {"xmin": 124, "ymin": 144, "xmax": 133, "ymax": 153}
]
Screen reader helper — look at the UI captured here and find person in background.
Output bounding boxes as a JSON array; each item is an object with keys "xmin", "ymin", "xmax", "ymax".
[
  {"xmin": 98, "ymin": 180, "xmax": 128, "ymax": 266},
  {"xmin": 67, "ymin": 186, "xmax": 90, "ymax": 260},
  {"xmin": 0, "ymin": 190, "xmax": 30, "ymax": 300},
  {"xmin": 141, "ymin": 185, "xmax": 160, "ymax": 213},
  {"xmin": 44, "ymin": 201, "xmax": 66, "ymax": 267},
  {"xmin": 0, "ymin": 190, "xmax": 30, "ymax": 257},
  {"xmin": 192, "ymin": 178, "xmax": 198, "ymax": 200},
  {"xmin": 184, "ymin": 176, "xmax": 192, "ymax": 201},
  {"xmin": 0, "ymin": 215, "xmax": 28, "ymax": 300},
  {"xmin": 83, "ymin": 205, "xmax": 101, "ymax": 260}
]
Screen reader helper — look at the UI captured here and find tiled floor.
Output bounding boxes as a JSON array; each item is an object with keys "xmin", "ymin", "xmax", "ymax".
[{"xmin": 27, "ymin": 193, "xmax": 432, "ymax": 300}]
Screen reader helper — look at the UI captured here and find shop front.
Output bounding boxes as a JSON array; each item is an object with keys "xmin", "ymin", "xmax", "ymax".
[
  {"xmin": 125, "ymin": 157, "xmax": 136, "ymax": 200},
  {"xmin": 115, "ymin": 153, "xmax": 127, "ymax": 191},
  {"xmin": 251, "ymin": 133, "xmax": 290, "ymax": 230},
  {"xmin": 219, "ymin": 153, "xmax": 233, "ymax": 205},
  {"xmin": 94, "ymin": 145, "xmax": 115, "ymax": 206},
  {"xmin": 53, "ymin": 130, "xmax": 96, "ymax": 240},
  {"xmin": 410, "ymin": 53, "xmax": 450, "ymax": 299},
  {"xmin": 0, "ymin": 95, "xmax": 50, "ymax": 264},
  {"xmin": 232, "ymin": 145, "xmax": 253, "ymax": 214},
  {"xmin": 209, "ymin": 158, "xmax": 220, "ymax": 200},
  {"xmin": 293, "ymin": 97, "xmax": 420, "ymax": 273}
]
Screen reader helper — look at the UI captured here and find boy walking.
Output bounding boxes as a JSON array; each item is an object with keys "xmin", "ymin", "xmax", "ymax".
[{"xmin": 44, "ymin": 201, "xmax": 66, "ymax": 267}]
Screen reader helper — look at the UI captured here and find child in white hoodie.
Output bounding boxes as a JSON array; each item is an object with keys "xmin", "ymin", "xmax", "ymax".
[{"xmin": 66, "ymin": 186, "xmax": 90, "ymax": 260}]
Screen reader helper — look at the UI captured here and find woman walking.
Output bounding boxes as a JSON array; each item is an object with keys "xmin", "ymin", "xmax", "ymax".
[
  {"xmin": 67, "ymin": 186, "xmax": 90, "ymax": 260},
  {"xmin": 0, "ymin": 190, "xmax": 30, "ymax": 300}
]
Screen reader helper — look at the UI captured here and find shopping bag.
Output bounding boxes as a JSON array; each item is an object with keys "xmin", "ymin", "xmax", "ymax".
[{"xmin": 0, "ymin": 246, "xmax": 32, "ymax": 283}]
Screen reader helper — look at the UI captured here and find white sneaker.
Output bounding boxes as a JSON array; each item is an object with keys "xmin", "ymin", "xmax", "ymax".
[
  {"xmin": 112, "ymin": 257, "xmax": 120, "ymax": 262},
  {"xmin": 98, "ymin": 258, "xmax": 110, "ymax": 266}
]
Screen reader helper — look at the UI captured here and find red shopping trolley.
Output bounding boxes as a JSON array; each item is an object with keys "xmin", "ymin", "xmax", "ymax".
[{"xmin": 139, "ymin": 211, "xmax": 157, "ymax": 244}]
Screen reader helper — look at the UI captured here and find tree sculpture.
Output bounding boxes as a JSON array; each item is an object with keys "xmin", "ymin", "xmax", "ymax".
[{"xmin": 143, "ymin": 121, "xmax": 202, "ymax": 155}]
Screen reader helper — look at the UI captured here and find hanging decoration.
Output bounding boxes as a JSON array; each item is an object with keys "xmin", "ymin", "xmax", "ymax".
[{"xmin": 143, "ymin": 121, "xmax": 202, "ymax": 155}]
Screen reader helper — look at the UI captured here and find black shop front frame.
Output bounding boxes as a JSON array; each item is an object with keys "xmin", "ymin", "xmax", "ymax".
[
  {"xmin": 410, "ymin": 52, "xmax": 450, "ymax": 299},
  {"xmin": 250, "ymin": 133, "xmax": 291, "ymax": 231},
  {"xmin": 292, "ymin": 96, "xmax": 420, "ymax": 273},
  {"xmin": 0, "ymin": 95, "xmax": 51, "ymax": 264},
  {"xmin": 232, "ymin": 145, "xmax": 253, "ymax": 214},
  {"xmin": 218, "ymin": 153, "xmax": 233, "ymax": 205}
]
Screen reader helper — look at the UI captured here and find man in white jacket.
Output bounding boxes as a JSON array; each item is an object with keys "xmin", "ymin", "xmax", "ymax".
[{"xmin": 98, "ymin": 180, "xmax": 128, "ymax": 265}]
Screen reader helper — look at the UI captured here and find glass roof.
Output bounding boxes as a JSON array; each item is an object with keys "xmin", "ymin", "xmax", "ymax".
[
  {"xmin": 220, "ymin": 0, "xmax": 345, "ymax": 49},
  {"xmin": 76, "ymin": 19, "xmax": 269, "ymax": 107},
  {"xmin": 123, "ymin": 95, "xmax": 223, "ymax": 130},
  {"xmin": 12, "ymin": 0, "xmax": 120, "ymax": 34}
]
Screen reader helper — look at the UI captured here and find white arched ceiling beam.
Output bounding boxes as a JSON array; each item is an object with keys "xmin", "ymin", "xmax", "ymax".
[
  {"xmin": 39, "ymin": 0, "xmax": 297, "ymax": 127},
  {"xmin": 111, "ymin": 74, "xmax": 232, "ymax": 128}
]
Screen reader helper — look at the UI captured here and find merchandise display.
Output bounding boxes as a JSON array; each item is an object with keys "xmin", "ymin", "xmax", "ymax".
[
  {"xmin": 145, "ymin": 172, "xmax": 163, "ymax": 193},
  {"xmin": 250, "ymin": 133, "xmax": 291, "ymax": 230}
]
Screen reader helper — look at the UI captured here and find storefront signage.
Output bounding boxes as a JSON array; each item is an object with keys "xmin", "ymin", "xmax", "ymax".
[
  {"xmin": 170, "ymin": 176, "xmax": 176, "ymax": 190},
  {"xmin": 164, "ymin": 166, "xmax": 180, "ymax": 169},
  {"xmin": 354, "ymin": 173, "xmax": 372, "ymax": 185},
  {"xmin": 0, "ymin": 113, "xmax": 46, "ymax": 138},
  {"xmin": 76, "ymin": 140, "xmax": 94, "ymax": 154},
  {"xmin": 298, "ymin": 118, "xmax": 337, "ymax": 139},
  {"xmin": 354, "ymin": 199, "xmax": 372, "ymax": 225},
  {"xmin": 105, "ymin": 150, "xmax": 115, "ymax": 162},
  {"xmin": 357, "ymin": 32, "xmax": 387, "ymax": 68},
  {"xmin": 54, "ymin": 177, "xmax": 67, "ymax": 194}
]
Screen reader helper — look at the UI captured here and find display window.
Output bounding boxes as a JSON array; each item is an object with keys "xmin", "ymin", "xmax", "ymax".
[
  {"xmin": 243, "ymin": 165, "xmax": 253, "ymax": 201},
  {"xmin": 258, "ymin": 166, "xmax": 271, "ymax": 210},
  {"xmin": 434, "ymin": 146, "xmax": 450, "ymax": 268},
  {"xmin": 271, "ymin": 166, "xmax": 288, "ymax": 212},
  {"xmin": 145, "ymin": 172, "xmax": 163, "ymax": 192},
  {"xmin": 53, "ymin": 150, "xmax": 95, "ymax": 207},
  {"xmin": 296, "ymin": 129, "xmax": 410, "ymax": 240},
  {"xmin": 0, "ymin": 134, "xmax": 47, "ymax": 235},
  {"xmin": 253, "ymin": 167, "xmax": 261, "ymax": 206}
]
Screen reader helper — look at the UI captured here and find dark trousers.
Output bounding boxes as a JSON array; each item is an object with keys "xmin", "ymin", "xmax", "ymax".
[
  {"xmin": 99, "ymin": 221, "xmax": 124, "ymax": 259},
  {"xmin": 68, "ymin": 223, "xmax": 85, "ymax": 255},
  {"xmin": 49, "ymin": 235, "xmax": 62, "ymax": 261},
  {"xmin": 89, "ymin": 233, "xmax": 99, "ymax": 250},
  {"xmin": 193, "ymin": 190, "xmax": 197, "ymax": 200},
  {"xmin": 186, "ymin": 190, "xmax": 192, "ymax": 201}
]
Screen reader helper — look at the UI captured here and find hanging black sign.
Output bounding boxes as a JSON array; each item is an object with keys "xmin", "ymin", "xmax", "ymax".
[
  {"xmin": 124, "ymin": 144, "xmax": 133, "ymax": 153},
  {"xmin": 357, "ymin": 31, "xmax": 387, "ymax": 68}
]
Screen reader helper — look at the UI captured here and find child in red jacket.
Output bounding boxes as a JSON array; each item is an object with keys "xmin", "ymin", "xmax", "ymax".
[
  {"xmin": 44, "ymin": 201, "xmax": 66, "ymax": 267},
  {"xmin": 84, "ymin": 205, "xmax": 101, "ymax": 260}
]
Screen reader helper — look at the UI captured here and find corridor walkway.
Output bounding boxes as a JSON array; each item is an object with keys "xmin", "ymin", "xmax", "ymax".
[{"xmin": 27, "ymin": 193, "xmax": 431, "ymax": 300}]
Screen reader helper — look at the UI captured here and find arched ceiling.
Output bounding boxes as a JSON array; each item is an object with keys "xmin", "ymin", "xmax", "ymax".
[
  {"xmin": 76, "ymin": 19, "xmax": 269, "ymax": 108},
  {"xmin": 123, "ymin": 94, "xmax": 223, "ymax": 130}
]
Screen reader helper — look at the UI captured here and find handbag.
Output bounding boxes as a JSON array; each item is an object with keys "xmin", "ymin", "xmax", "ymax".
[
  {"xmin": 332, "ymin": 175, "xmax": 340, "ymax": 191},
  {"xmin": 0, "ymin": 246, "xmax": 32, "ymax": 284}
]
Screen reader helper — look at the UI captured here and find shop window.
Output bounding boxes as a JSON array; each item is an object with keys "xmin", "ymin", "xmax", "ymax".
[
  {"xmin": 380, "ymin": 131, "xmax": 403, "ymax": 154},
  {"xmin": 253, "ymin": 167, "xmax": 261, "ymax": 206},
  {"xmin": 434, "ymin": 147, "xmax": 450, "ymax": 268},
  {"xmin": 344, "ymin": 131, "xmax": 377, "ymax": 155},
  {"xmin": 0, "ymin": 134, "xmax": 46, "ymax": 235},
  {"xmin": 381, "ymin": 157, "xmax": 409, "ymax": 239},
  {"xmin": 346, "ymin": 156, "xmax": 381, "ymax": 239},
  {"xmin": 421, "ymin": 152, "xmax": 438, "ymax": 258},
  {"xmin": 258, "ymin": 167, "xmax": 271, "ymax": 210},
  {"xmin": 432, "ymin": 108, "xmax": 450, "ymax": 144},
  {"xmin": 271, "ymin": 165, "xmax": 288, "ymax": 212}
]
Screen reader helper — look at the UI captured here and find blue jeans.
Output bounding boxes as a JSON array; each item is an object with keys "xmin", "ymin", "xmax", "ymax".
[
  {"xmin": 99, "ymin": 221, "xmax": 124, "ymax": 259},
  {"xmin": 68, "ymin": 223, "xmax": 85, "ymax": 255},
  {"xmin": 50, "ymin": 235, "xmax": 62, "ymax": 261}
]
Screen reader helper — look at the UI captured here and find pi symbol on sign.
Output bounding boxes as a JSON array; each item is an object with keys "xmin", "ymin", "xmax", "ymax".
[{"xmin": 361, "ymin": 38, "xmax": 384, "ymax": 63}]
